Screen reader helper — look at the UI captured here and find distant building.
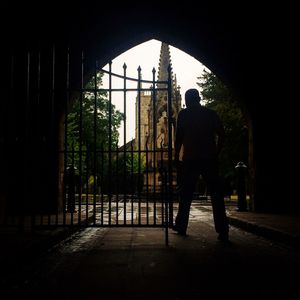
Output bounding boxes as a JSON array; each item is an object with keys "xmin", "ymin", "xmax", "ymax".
[{"xmin": 134, "ymin": 42, "xmax": 182, "ymax": 191}]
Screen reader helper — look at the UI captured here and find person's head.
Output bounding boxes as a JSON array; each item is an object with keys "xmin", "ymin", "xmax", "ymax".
[{"xmin": 185, "ymin": 89, "xmax": 201, "ymax": 108}]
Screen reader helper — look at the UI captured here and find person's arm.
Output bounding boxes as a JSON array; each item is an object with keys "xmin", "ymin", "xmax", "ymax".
[{"xmin": 174, "ymin": 111, "xmax": 184, "ymax": 163}]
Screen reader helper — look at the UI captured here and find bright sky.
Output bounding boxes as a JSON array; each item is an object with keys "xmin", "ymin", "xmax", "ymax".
[{"xmin": 102, "ymin": 39, "xmax": 209, "ymax": 145}]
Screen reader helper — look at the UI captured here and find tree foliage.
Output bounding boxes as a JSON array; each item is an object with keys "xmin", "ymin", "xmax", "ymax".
[
  {"xmin": 197, "ymin": 70, "xmax": 248, "ymax": 191},
  {"xmin": 66, "ymin": 71, "xmax": 144, "ymax": 194},
  {"xmin": 67, "ymin": 71, "xmax": 123, "ymax": 168}
]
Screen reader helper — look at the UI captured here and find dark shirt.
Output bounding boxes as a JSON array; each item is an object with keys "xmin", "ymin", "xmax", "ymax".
[{"xmin": 175, "ymin": 104, "xmax": 224, "ymax": 160}]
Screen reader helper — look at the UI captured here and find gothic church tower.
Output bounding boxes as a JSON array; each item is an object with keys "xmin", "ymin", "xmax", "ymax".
[
  {"xmin": 135, "ymin": 42, "xmax": 182, "ymax": 152},
  {"xmin": 134, "ymin": 42, "xmax": 182, "ymax": 190}
]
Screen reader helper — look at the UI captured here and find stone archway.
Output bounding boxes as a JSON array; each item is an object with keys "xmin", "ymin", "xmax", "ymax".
[{"xmin": 1, "ymin": 3, "xmax": 298, "ymax": 222}]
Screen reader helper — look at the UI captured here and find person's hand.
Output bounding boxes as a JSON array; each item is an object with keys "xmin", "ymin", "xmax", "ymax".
[
  {"xmin": 174, "ymin": 153, "xmax": 179, "ymax": 167},
  {"xmin": 174, "ymin": 154, "xmax": 182, "ymax": 170},
  {"xmin": 174, "ymin": 158, "xmax": 179, "ymax": 169}
]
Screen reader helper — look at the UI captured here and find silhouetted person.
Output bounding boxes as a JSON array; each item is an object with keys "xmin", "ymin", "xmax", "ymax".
[{"xmin": 173, "ymin": 88, "xmax": 229, "ymax": 241}]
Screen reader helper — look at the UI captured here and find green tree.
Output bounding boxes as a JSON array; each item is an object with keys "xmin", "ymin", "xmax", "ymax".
[
  {"xmin": 66, "ymin": 71, "xmax": 123, "ymax": 190},
  {"xmin": 66, "ymin": 72, "xmax": 146, "ymax": 194},
  {"xmin": 197, "ymin": 69, "xmax": 248, "ymax": 193},
  {"xmin": 67, "ymin": 72, "xmax": 122, "ymax": 153}
]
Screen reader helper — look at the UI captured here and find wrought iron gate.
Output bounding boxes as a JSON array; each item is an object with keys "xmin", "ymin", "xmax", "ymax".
[
  {"xmin": 71, "ymin": 50, "xmax": 176, "ymax": 245},
  {"xmin": 61, "ymin": 57, "xmax": 174, "ymax": 244},
  {"xmin": 3, "ymin": 47, "xmax": 175, "ymax": 245}
]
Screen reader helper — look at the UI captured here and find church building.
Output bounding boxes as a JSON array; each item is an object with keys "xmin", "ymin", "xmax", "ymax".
[{"xmin": 134, "ymin": 42, "xmax": 182, "ymax": 191}]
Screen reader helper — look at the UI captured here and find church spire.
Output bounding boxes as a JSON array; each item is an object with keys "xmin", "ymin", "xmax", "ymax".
[
  {"xmin": 157, "ymin": 42, "xmax": 173, "ymax": 86},
  {"xmin": 156, "ymin": 41, "xmax": 181, "ymax": 117}
]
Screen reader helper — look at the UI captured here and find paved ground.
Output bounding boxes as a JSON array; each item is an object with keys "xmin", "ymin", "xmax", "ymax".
[
  {"xmin": 1, "ymin": 203, "xmax": 300, "ymax": 299},
  {"xmin": 211, "ymin": 202, "xmax": 300, "ymax": 248}
]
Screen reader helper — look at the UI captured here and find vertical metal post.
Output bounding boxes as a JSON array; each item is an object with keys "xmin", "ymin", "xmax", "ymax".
[
  {"xmin": 63, "ymin": 48, "xmax": 70, "ymax": 226},
  {"xmin": 137, "ymin": 66, "xmax": 142, "ymax": 225},
  {"xmin": 33, "ymin": 51, "xmax": 41, "ymax": 227},
  {"xmin": 51, "ymin": 45, "xmax": 56, "ymax": 226},
  {"xmin": 24, "ymin": 50, "xmax": 30, "ymax": 231},
  {"xmin": 100, "ymin": 144, "xmax": 104, "ymax": 225},
  {"xmin": 108, "ymin": 61, "xmax": 112, "ymax": 226},
  {"xmin": 130, "ymin": 141, "xmax": 134, "ymax": 225},
  {"xmin": 145, "ymin": 140, "xmax": 149, "ymax": 225},
  {"xmin": 116, "ymin": 145, "xmax": 119, "ymax": 225},
  {"xmin": 166, "ymin": 64, "xmax": 174, "ymax": 246},
  {"xmin": 152, "ymin": 68, "xmax": 157, "ymax": 225},
  {"xmin": 7, "ymin": 53, "xmax": 14, "ymax": 227},
  {"xmin": 67, "ymin": 149, "xmax": 76, "ymax": 220},
  {"xmin": 37, "ymin": 51, "xmax": 43, "ymax": 226},
  {"xmin": 160, "ymin": 141, "xmax": 165, "ymax": 226},
  {"xmin": 93, "ymin": 60, "xmax": 98, "ymax": 225},
  {"xmin": 85, "ymin": 152, "xmax": 89, "ymax": 225},
  {"xmin": 78, "ymin": 50, "xmax": 84, "ymax": 225},
  {"xmin": 123, "ymin": 63, "xmax": 127, "ymax": 225}
]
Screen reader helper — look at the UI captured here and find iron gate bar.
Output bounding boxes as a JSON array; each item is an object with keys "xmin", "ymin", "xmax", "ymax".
[
  {"xmin": 25, "ymin": 50, "xmax": 30, "ymax": 230},
  {"xmin": 131, "ymin": 141, "xmax": 134, "ymax": 225},
  {"xmin": 167, "ymin": 64, "xmax": 173, "ymax": 229},
  {"xmin": 166, "ymin": 65, "xmax": 172, "ymax": 246},
  {"xmin": 35, "ymin": 49, "xmax": 43, "ymax": 226},
  {"xmin": 160, "ymin": 142, "xmax": 164, "ymax": 227},
  {"xmin": 78, "ymin": 50, "xmax": 84, "ymax": 226},
  {"xmin": 8, "ymin": 54, "xmax": 14, "ymax": 228},
  {"xmin": 51, "ymin": 47, "xmax": 56, "ymax": 136},
  {"xmin": 100, "ymin": 145, "xmax": 104, "ymax": 225},
  {"xmin": 152, "ymin": 68, "xmax": 157, "ymax": 226},
  {"xmin": 93, "ymin": 59, "xmax": 98, "ymax": 226},
  {"xmin": 51, "ymin": 46, "xmax": 57, "ymax": 226},
  {"xmin": 108, "ymin": 61, "xmax": 112, "ymax": 226},
  {"xmin": 71, "ymin": 88, "xmax": 169, "ymax": 92},
  {"xmin": 123, "ymin": 63, "xmax": 127, "ymax": 225},
  {"xmin": 63, "ymin": 48, "xmax": 70, "ymax": 227},
  {"xmin": 146, "ymin": 140, "xmax": 149, "ymax": 225},
  {"xmin": 70, "ymin": 143, "xmax": 75, "ymax": 226},
  {"xmin": 34, "ymin": 224, "xmax": 173, "ymax": 228},
  {"xmin": 137, "ymin": 66, "xmax": 142, "ymax": 226},
  {"xmin": 116, "ymin": 144, "xmax": 119, "ymax": 225},
  {"xmin": 37, "ymin": 51, "xmax": 42, "ymax": 227},
  {"xmin": 101, "ymin": 68, "xmax": 168, "ymax": 84}
]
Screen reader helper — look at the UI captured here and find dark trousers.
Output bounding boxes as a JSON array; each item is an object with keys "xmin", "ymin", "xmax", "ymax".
[{"xmin": 175, "ymin": 159, "xmax": 229, "ymax": 234}]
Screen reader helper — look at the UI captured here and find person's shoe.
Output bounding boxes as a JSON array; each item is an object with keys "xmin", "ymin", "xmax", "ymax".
[
  {"xmin": 217, "ymin": 232, "xmax": 229, "ymax": 242},
  {"xmin": 172, "ymin": 225, "xmax": 187, "ymax": 236},
  {"xmin": 176, "ymin": 230, "xmax": 187, "ymax": 237}
]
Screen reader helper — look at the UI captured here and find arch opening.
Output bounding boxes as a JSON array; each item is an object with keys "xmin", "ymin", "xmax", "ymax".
[{"xmin": 56, "ymin": 39, "xmax": 251, "ymax": 227}]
